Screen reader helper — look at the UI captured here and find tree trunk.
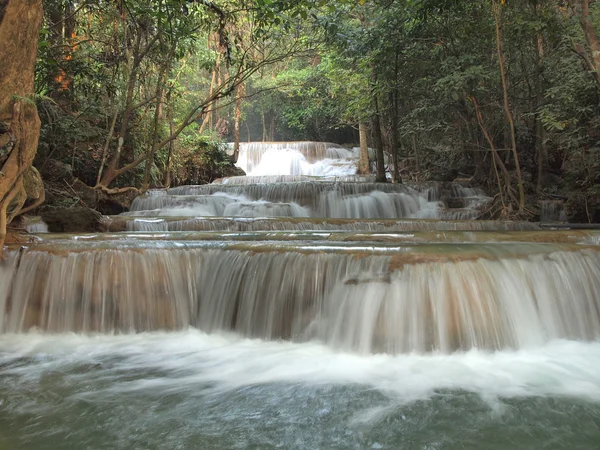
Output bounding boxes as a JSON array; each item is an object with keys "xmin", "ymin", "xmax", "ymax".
[
  {"xmin": 100, "ymin": 32, "xmax": 143, "ymax": 186},
  {"xmin": 473, "ymin": 96, "xmax": 519, "ymax": 210},
  {"xmin": 96, "ymin": 108, "xmax": 119, "ymax": 185},
  {"xmin": 200, "ymin": 41, "xmax": 221, "ymax": 133},
  {"xmin": 389, "ymin": 92, "xmax": 401, "ymax": 184},
  {"xmin": 571, "ymin": 0, "xmax": 600, "ymax": 89},
  {"xmin": 0, "ymin": 0, "xmax": 44, "ymax": 253},
  {"xmin": 213, "ymin": 63, "xmax": 222, "ymax": 127},
  {"xmin": 358, "ymin": 122, "xmax": 370, "ymax": 175},
  {"xmin": 370, "ymin": 69, "xmax": 387, "ymax": 183},
  {"xmin": 389, "ymin": 120, "xmax": 400, "ymax": 184},
  {"xmin": 56, "ymin": 0, "xmax": 76, "ymax": 99},
  {"xmin": 269, "ymin": 114, "xmax": 276, "ymax": 141},
  {"xmin": 412, "ymin": 134, "xmax": 420, "ymax": 173},
  {"xmin": 493, "ymin": 0, "xmax": 525, "ymax": 212},
  {"xmin": 390, "ymin": 47, "xmax": 401, "ymax": 183},
  {"xmin": 533, "ymin": 0, "xmax": 546, "ymax": 193},
  {"xmin": 232, "ymin": 83, "xmax": 245, "ymax": 163},
  {"xmin": 142, "ymin": 69, "xmax": 168, "ymax": 191},
  {"xmin": 372, "ymin": 99, "xmax": 386, "ymax": 183},
  {"xmin": 164, "ymin": 93, "xmax": 175, "ymax": 188}
]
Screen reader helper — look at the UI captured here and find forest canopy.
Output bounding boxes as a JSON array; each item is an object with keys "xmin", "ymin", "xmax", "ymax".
[{"xmin": 2, "ymin": 0, "xmax": 600, "ymax": 224}]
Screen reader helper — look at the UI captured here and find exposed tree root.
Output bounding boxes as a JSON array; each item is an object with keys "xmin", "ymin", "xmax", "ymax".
[{"xmin": 94, "ymin": 185, "xmax": 140, "ymax": 195}]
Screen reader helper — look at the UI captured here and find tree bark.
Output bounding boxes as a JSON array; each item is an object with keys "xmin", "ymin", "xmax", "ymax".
[
  {"xmin": 372, "ymin": 100, "xmax": 386, "ymax": 183},
  {"xmin": 493, "ymin": 0, "xmax": 525, "ymax": 211},
  {"xmin": 142, "ymin": 69, "xmax": 168, "ymax": 191},
  {"xmin": 370, "ymin": 69, "xmax": 387, "ymax": 183},
  {"xmin": 412, "ymin": 134, "xmax": 421, "ymax": 173},
  {"xmin": 268, "ymin": 114, "xmax": 276, "ymax": 141},
  {"xmin": 164, "ymin": 93, "xmax": 175, "ymax": 188},
  {"xmin": 96, "ymin": 108, "xmax": 119, "ymax": 185},
  {"xmin": 232, "ymin": 83, "xmax": 245, "ymax": 163},
  {"xmin": 200, "ymin": 51, "xmax": 221, "ymax": 133},
  {"xmin": 389, "ymin": 92, "xmax": 401, "ymax": 184},
  {"xmin": 99, "ymin": 29, "xmax": 160, "ymax": 187},
  {"xmin": 533, "ymin": 1, "xmax": 547, "ymax": 193},
  {"xmin": 100, "ymin": 32, "xmax": 143, "ymax": 186},
  {"xmin": 358, "ymin": 122, "xmax": 370, "ymax": 175},
  {"xmin": 0, "ymin": 0, "xmax": 44, "ymax": 253},
  {"xmin": 390, "ymin": 48, "xmax": 401, "ymax": 183},
  {"xmin": 473, "ymin": 96, "xmax": 519, "ymax": 210}
]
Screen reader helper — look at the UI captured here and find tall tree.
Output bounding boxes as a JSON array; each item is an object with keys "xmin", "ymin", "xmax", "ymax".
[
  {"xmin": 492, "ymin": 0, "xmax": 525, "ymax": 211},
  {"xmin": 0, "ymin": 0, "xmax": 44, "ymax": 252},
  {"xmin": 567, "ymin": 0, "xmax": 600, "ymax": 88}
]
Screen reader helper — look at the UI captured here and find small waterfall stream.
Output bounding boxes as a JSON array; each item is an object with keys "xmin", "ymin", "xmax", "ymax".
[{"xmin": 1, "ymin": 141, "xmax": 599, "ymax": 449}]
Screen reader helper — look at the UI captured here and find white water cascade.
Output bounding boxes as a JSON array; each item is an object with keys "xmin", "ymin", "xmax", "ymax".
[
  {"xmin": 2, "ymin": 141, "xmax": 600, "ymax": 449},
  {"xmin": 116, "ymin": 142, "xmax": 493, "ymax": 223},
  {"xmin": 123, "ymin": 181, "xmax": 491, "ymax": 223},
  {"xmin": 235, "ymin": 142, "xmax": 359, "ymax": 177},
  {"xmin": 4, "ymin": 141, "xmax": 598, "ymax": 354},
  {"xmin": 1, "ymin": 238, "xmax": 599, "ymax": 355}
]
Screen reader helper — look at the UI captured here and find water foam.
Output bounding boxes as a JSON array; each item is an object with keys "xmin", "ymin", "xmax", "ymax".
[
  {"xmin": 235, "ymin": 142, "xmax": 354, "ymax": 177},
  {"xmin": 1, "ymin": 331, "xmax": 600, "ymax": 402}
]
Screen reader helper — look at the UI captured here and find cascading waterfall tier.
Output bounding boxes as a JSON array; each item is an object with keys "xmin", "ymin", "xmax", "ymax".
[
  {"xmin": 235, "ymin": 141, "xmax": 358, "ymax": 176},
  {"xmin": 213, "ymin": 174, "xmax": 377, "ymax": 184},
  {"xmin": 6, "ymin": 140, "xmax": 598, "ymax": 359},
  {"xmin": 102, "ymin": 216, "xmax": 542, "ymax": 233},
  {"xmin": 165, "ymin": 181, "xmax": 413, "ymax": 203},
  {"xmin": 128, "ymin": 181, "xmax": 491, "ymax": 220},
  {"xmin": 39, "ymin": 230, "xmax": 600, "ymax": 245},
  {"xmin": 1, "ymin": 238, "xmax": 599, "ymax": 354}
]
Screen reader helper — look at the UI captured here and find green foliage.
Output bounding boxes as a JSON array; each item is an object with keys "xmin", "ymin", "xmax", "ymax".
[
  {"xmin": 172, "ymin": 133, "xmax": 233, "ymax": 184},
  {"xmin": 31, "ymin": 0, "xmax": 600, "ymax": 219}
]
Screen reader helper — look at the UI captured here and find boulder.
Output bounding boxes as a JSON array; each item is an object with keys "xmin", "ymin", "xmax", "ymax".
[
  {"xmin": 37, "ymin": 206, "xmax": 102, "ymax": 233},
  {"xmin": 38, "ymin": 159, "xmax": 74, "ymax": 182}
]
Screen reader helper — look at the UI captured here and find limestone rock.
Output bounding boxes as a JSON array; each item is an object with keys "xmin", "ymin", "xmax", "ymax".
[{"xmin": 37, "ymin": 206, "xmax": 102, "ymax": 232}]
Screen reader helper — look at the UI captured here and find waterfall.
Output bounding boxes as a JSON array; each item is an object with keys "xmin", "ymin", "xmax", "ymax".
[
  {"xmin": 316, "ymin": 248, "xmax": 600, "ymax": 353},
  {"xmin": 539, "ymin": 200, "xmax": 567, "ymax": 222},
  {"xmin": 213, "ymin": 175, "xmax": 377, "ymax": 184},
  {"xmin": 129, "ymin": 182, "xmax": 491, "ymax": 220},
  {"xmin": 235, "ymin": 142, "xmax": 355, "ymax": 176},
  {"xmin": 3, "ymin": 140, "xmax": 598, "ymax": 360},
  {"xmin": 102, "ymin": 216, "xmax": 543, "ymax": 232},
  {"xmin": 40, "ymin": 229, "xmax": 600, "ymax": 245},
  {"xmin": 21, "ymin": 216, "xmax": 49, "ymax": 233},
  {"xmin": 126, "ymin": 193, "xmax": 245, "ymax": 217},
  {"xmin": 1, "ymin": 240, "xmax": 599, "ymax": 353}
]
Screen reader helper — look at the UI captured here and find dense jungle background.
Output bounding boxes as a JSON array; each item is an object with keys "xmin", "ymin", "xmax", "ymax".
[{"xmin": 7, "ymin": 0, "xmax": 600, "ymax": 223}]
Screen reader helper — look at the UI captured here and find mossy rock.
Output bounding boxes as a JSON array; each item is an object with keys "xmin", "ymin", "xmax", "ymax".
[{"xmin": 37, "ymin": 206, "xmax": 102, "ymax": 233}]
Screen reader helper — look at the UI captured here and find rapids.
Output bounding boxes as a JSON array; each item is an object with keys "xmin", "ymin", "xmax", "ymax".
[
  {"xmin": 1, "ymin": 332, "xmax": 600, "ymax": 449},
  {"xmin": 1, "ymin": 141, "xmax": 599, "ymax": 449}
]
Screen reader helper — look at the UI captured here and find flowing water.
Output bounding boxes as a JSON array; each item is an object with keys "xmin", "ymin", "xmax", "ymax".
[
  {"xmin": 127, "ymin": 182, "xmax": 490, "ymax": 222},
  {"xmin": 2, "ymin": 332, "xmax": 600, "ymax": 450},
  {"xmin": 2, "ymin": 142, "xmax": 600, "ymax": 449},
  {"xmin": 21, "ymin": 216, "xmax": 48, "ymax": 233},
  {"xmin": 235, "ymin": 142, "xmax": 359, "ymax": 176}
]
